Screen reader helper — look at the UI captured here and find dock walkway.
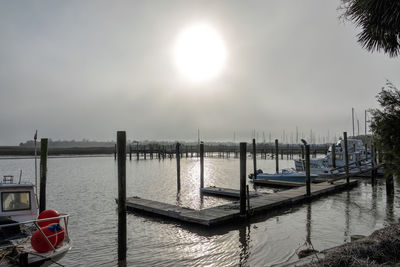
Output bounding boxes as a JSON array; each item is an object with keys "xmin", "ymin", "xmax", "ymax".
[{"xmin": 126, "ymin": 179, "xmax": 358, "ymax": 227}]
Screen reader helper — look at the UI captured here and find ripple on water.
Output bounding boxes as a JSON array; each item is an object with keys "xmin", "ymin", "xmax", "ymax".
[{"xmin": 1, "ymin": 156, "xmax": 399, "ymax": 266}]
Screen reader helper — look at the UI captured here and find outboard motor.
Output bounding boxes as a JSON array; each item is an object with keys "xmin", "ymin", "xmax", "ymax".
[{"xmin": 248, "ymin": 169, "xmax": 263, "ymax": 179}]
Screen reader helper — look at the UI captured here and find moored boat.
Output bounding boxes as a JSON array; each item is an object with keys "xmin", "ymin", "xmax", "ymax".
[
  {"xmin": 0, "ymin": 175, "xmax": 71, "ymax": 266},
  {"xmin": 294, "ymin": 138, "xmax": 371, "ymax": 175},
  {"xmin": 249, "ymin": 168, "xmax": 318, "ymax": 183}
]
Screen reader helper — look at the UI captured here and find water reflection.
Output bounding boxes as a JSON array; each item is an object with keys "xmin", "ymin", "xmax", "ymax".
[
  {"xmin": 239, "ymin": 224, "xmax": 251, "ymax": 266},
  {"xmin": 306, "ymin": 203, "xmax": 311, "ymax": 245},
  {"xmin": 386, "ymin": 194, "xmax": 394, "ymax": 223},
  {"xmin": 344, "ymin": 190, "xmax": 350, "ymax": 242}
]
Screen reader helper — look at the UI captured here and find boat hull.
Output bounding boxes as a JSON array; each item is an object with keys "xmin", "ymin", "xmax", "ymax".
[{"xmin": 255, "ymin": 174, "xmax": 317, "ymax": 183}]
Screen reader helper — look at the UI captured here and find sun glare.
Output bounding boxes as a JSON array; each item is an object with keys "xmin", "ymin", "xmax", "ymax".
[{"xmin": 174, "ymin": 23, "xmax": 227, "ymax": 82}]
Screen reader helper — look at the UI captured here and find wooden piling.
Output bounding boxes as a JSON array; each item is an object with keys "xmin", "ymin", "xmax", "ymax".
[
  {"xmin": 240, "ymin": 142, "xmax": 247, "ymax": 216},
  {"xmin": 252, "ymin": 139, "xmax": 257, "ymax": 180},
  {"xmin": 136, "ymin": 143, "xmax": 139, "ymax": 160},
  {"xmin": 114, "ymin": 144, "xmax": 117, "ymax": 160},
  {"xmin": 343, "ymin": 132, "xmax": 350, "ymax": 184},
  {"xmin": 371, "ymin": 144, "xmax": 376, "ymax": 184},
  {"xmin": 331, "ymin": 144, "xmax": 336, "ymax": 168},
  {"xmin": 39, "ymin": 138, "xmax": 48, "ymax": 213},
  {"xmin": 287, "ymin": 144, "xmax": 289, "ymax": 160},
  {"xmin": 176, "ymin": 143, "xmax": 181, "ymax": 192},
  {"xmin": 129, "ymin": 145, "xmax": 132, "ymax": 161},
  {"xmin": 386, "ymin": 174, "xmax": 394, "ymax": 195},
  {"xmin": 275, "ymin": 139, "xmax": 279, "ymax": 173},
  {"xmin": 200, "ymin": 142, "xmax": 204, "ymax": 189},
  {"xmin": 305, "ymin": 144, "xmax": 311, "ymax": 196},
  {"xmin": 301, "ymin": 145, "xmax": 304, "ymax": 160},
  {"xmin": 117, "ymin": 131, "xmax": 127, "ymax": 265},
  {"xmin": 246, "ymin": 185, "xmax": 250, "ymax": 216}
]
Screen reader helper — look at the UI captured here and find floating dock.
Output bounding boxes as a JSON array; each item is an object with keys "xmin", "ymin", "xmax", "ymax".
[
  {"xmin": 200, "ymin": 186, "xmax": 262, "ymax": 198},
  {"xmin": 126, "ymin": 179, "xmax": 358, "ymax": 227}
]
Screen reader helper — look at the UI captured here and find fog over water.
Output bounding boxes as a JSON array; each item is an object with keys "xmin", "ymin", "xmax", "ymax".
[{"xmin": 0, "ymin": 1, "xmax": 399, "ymax": 145}]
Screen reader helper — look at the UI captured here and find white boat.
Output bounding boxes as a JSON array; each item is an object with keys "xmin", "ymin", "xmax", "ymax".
[
  {"xmin": 0, "ymin": 175, "xmax": 71, "ymax": 266},
  {"xmin": 249, "ymin": 168, "xmax": 318, "ymax": 183},
  {"xmin": 294, "ymin": 138, "xmax": 370, "ymax": 175}
]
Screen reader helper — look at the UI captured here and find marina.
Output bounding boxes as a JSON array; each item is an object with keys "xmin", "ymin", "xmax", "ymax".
[
  {"xmin": 1, "ymin": 1, "xmax": 399, "ymax": 265},
  {"xmin": 0, "ymin": 147, "xmax": 397, "ymax": 266}
]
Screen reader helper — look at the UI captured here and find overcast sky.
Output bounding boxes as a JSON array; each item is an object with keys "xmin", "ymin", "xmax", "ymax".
[{"xmin": 0, "ymin": 1, "xmax": 399, "ymax": 145}]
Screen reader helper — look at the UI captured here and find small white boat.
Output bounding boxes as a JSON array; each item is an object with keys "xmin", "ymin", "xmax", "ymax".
[
  {"xmin": 0, "ymin": 175, "xmax": 71, "ymax": 266},
  {"xmin": 249, "ymin": 168, "xmax": 318, "ymax": 183}
]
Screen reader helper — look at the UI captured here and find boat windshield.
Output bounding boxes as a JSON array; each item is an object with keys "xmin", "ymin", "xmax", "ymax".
[{"xmin": 1, "ymin": 191, "xmax": 31, "ymax": 212}]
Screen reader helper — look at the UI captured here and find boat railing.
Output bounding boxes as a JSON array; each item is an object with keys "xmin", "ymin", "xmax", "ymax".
[
  {"xmin": 0, "ymin": 214, "xmax": 70, "ymax": 252},
  {"xmin": 328, "ymin": 159, "xmax": 372, "ymax": 173}
]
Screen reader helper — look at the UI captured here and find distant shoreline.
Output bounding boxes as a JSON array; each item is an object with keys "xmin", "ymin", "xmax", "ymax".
[
  {"xmin": 0, "ymin": 146, "xmax": 115, "ymax": 156},
  {"xmin": 0, "ymin": 143, "xmax": 330, "ymax": 156}
]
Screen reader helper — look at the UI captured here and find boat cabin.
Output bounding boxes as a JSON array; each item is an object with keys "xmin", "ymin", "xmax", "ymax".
[{"xmin": 0, "ymin": 175, "xmax": 38, "ymax": 223}]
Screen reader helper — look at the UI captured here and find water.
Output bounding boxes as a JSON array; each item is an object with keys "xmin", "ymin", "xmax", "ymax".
[{"xmin": 1, "ymin": 156, "xmax": 399, "ymax": 266}]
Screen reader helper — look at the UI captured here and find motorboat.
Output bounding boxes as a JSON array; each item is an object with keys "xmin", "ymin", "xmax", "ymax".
[
  {"xmin": 294, "ymin": 138, "xmax": 370, "ymax": 175},
  {"xmin": 249, "ymin": 168, "xmax": 318, "ymax": 183},
  {"xmin": 0, "ymin": 175, "xmax": 71, "ymax": 266}
]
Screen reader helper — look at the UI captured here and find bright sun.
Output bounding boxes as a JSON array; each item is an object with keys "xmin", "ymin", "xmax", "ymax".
[{"xmin": 174, "ymin": 23, "xmax": 227, "ymax": 82}]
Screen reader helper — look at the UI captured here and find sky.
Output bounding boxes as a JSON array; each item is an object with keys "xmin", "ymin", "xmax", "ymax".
[{"xmin": 0, "ymin": 1, "xmax": 399, "ymax": 145}]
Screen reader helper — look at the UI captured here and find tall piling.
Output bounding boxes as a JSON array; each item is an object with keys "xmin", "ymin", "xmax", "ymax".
[
  {"xmin": 275, "ymin": 139, "xmax": 279, "ymax": 173},
  {"xmin": 252, "ymin": 139, "xmax": 257, "ymax": 180},
  {"xmin": 39, "ymin": 138, "xmax": 48, "ymax": 213},
  {"xmin": 240, "ymin": 142, "xmax": 247, "ymax": 216},
  {"xmin": 114, "ymin": 144, "xmax": 117, "ymax": 160},
  {"xmin": 200, "ymin": 142, "xmax": 204, "ymax": 189},
  {"xmin": 129, "ymin": 145, "xmax": 132, "ymax": 161},
  {"xmin": 176, "ymin": 143, "xmax": 181, "ymax": 192},
  {"xmin": 117, "ymin": 131, "xmax": 127, "ymax": 265},
  {"xmin": 305, "ymin": 144, "xmax": 311, "ymax": 196},
  {"xmin": 343, "ymin": 132, "xmax": 350, "ymax": 185},
  {"xmin": 371, "ymin": 144, "xmax": 376, "ymax": 184}
]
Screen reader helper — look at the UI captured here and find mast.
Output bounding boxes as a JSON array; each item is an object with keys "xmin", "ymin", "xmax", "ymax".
[
  {"xmin": 365, "ymin": 110, "xmax": 367, "ymax": 136},
  {"xmin": 352, "ymin": 107, "xmax": 355, "ymax": 137},
  {"xmin": 34, "ymin": 130, "xmax": 38, "ymax": 193}
]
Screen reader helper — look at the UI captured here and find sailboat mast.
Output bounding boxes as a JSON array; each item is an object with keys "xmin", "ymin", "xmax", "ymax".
[
  {"xmin": 34, "ymin": 130, "xmax": 38, "ymax": 195},
  {"xmin": 352, "ymin": 107, "xmax": 355, "ymax": 137},
  {"xmin": 365, "ymin": 110, "xmax": 367, "ymax": 136}
]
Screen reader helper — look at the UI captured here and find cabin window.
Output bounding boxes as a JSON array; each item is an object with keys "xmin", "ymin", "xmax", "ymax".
[
  {"xmin": 1, "ymin": 191, "xmax": 31, "ymax": 212},
  {"xmin": 335, "ymin": 154, "xmax": 343, "ymax": 160}
]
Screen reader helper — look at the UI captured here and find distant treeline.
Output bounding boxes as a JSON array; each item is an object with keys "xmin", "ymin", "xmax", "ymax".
[{"xmin": 19, "ymin": 139, "xmax": 116, "ymax": 148}]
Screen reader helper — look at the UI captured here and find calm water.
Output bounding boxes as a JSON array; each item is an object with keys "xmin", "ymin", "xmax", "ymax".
[{"xmin": 0, "ymin": 155, "xmax": 399, "ymax": 266}]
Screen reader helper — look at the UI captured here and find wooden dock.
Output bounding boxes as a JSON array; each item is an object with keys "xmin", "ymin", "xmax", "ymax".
[
  {"xmin": 252, "ymin": 179, "xmax": 305, "ymax": 187},
  {"xmin": 200, "ymin": 186, "xmax": 262, "ymax": 198},
  {"xmin": 126, "ymin": 179, "xmax": 358, "ymax": 227}
]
